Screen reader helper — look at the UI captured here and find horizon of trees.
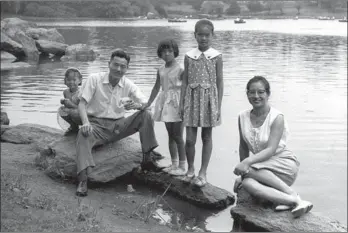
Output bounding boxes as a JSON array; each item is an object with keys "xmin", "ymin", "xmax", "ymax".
[{"xmin": 1, "ymin": 0, "xmax": 347, "ymax": 18}]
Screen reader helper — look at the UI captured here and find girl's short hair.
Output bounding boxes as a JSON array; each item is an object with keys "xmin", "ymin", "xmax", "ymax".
[
  {"xmin": 246, "ymin": 76, "xmax": 271, "ymax": 95},
  {"xmin": 157, "ymin": 38, "xmax": 179, "ymax": 58},
  {"xmin": 195, "ymin": 19, "xmax": 214, "ymax": 33},
  {"xmin": 64, "ymin": 67, "xmax": 82, "ymax": 86}
]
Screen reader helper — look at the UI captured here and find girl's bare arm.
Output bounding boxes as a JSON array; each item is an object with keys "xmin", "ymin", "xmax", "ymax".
[
  {"xmin": 216, "ymin": 55, "xmax": 224, "ymax": 112},
  {"xmin": 146, "ymin": 70, "xmax": 161, "ymax": 107}
]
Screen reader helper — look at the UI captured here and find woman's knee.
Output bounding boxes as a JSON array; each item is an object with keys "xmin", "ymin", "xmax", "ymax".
[{"xmin": 186, "ymin": 137, "xmax": 196, "ymax": 147}]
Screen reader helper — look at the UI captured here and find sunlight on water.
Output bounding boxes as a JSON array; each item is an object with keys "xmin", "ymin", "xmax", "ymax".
[{"xmin": 1, "ymin": 19, "xmax": 346, "ymax": 230}]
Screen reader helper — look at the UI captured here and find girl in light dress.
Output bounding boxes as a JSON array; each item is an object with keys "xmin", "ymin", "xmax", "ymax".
[
  {"xmin": 234, "ymin": 76, "xmax": 313, "ymax": 218},
  {"xmin": 179, "ymin": 19, "xmax": 224, "ymax": 187},
  {"xmin": 146, "ymin": 39, "xmax": 186, "ymax": 176},
  {"xmin": 58, "ymin": 67, "xmax": 83, "ymax": 135}
]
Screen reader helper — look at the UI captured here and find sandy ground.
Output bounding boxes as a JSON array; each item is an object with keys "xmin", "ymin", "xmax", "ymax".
[{"xmin": 0, "ymin": 142, "xmax": 184, "ymax": 232}]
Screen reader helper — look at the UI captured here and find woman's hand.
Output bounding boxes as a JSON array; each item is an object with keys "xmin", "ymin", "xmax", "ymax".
[
  {"xmin": 60, "ymin": 98, "xmax": 65, "ymax": 105},
  {"xmin": 234, "ymin": 160, "xmax": 250, "ymax": 176},
  {"xmin": 80, "ymin": 122, "xmax": 93, "ymax": 137}
]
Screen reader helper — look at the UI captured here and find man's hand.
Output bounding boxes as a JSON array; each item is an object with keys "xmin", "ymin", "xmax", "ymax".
[
  {"xmin": 80, "ymin": 122, "xmax": 93, "ymax": 137},
  {"xmin": 60, "ymin": 98, "xmax": 65, "ymax": 105},
  {"xmin": 124, "ymin": 101, "xmax": 144, "ymax": 110}
]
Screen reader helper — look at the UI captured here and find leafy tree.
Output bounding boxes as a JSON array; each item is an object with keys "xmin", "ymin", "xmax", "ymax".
[
  {"xmin": 264, "ymin": 1, "xmax": 273, "ymax": 15},
  {"xmin": 201, "ymin": 1, "xmax": 225, "ymax": 14},
  {"xmin": 225, "ymin": 1, "xmax": 240, "ymax": 15},
  {"xmin": 154, "ymin": 4, "xmax": 168, "ymax": 18},
  {"xmin": 274, "ymin": 1, "xmax": 284, "ymax": 15},
  {"xmin": 246, "ymin": 1, "xmax": 264, "ymax": 13},
  {"xmin": 295, "ymin": 2, "xmax": 302, "ymax": 15}
]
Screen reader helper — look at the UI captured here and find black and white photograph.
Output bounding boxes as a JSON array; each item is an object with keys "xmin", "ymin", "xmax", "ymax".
[{"xmin": 1, "ymin": 0, "xmax": 347, "ymax": 231}]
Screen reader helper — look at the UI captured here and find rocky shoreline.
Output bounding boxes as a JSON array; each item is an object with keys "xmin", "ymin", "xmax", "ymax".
[{"xmin": 1, "ymin": 119, "xmax": 347, "ymax": 232}]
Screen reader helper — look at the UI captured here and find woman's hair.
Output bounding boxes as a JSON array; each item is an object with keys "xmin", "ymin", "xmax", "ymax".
[
  {"xmin": 246, "ymin": 76, "xmax": 271, "ymax": 95},
  {"xmin": 110, "ymin": 49, "xmax": 130, "ymax": 64},
  {"xmin": 64, "ymin": 67, "xmax": 82, "ymax": 86},
  {"xmin": 157, "ymin": 38, "xmax": 179, "ymax": 58},
  {"xmin": 194, "ymin": 19, "xmax": 214, "ymax": 34}
]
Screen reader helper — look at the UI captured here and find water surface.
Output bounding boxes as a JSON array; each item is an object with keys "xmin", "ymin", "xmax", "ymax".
[{"xmin": 1, "ymin": 19, "xmax": 346, "ymax": 231}]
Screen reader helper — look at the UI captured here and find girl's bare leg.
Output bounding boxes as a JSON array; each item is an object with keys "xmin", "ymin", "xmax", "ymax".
[
  {"xmin": 198, "ymin": 127, "xmax": 213, "ymax": 179},
  {"xmin": 185, "ymin": 127, "xmax": 197, "ymax": 175}
]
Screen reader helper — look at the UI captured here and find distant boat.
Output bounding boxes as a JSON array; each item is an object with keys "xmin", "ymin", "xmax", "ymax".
[
  {"xmin": 338, "ymin": 17, "xmax": 347, "ymax": 22},
  {"xmin": 318, "ymin": 16, "xmax": 335, "ymax": 20},
  {"xmin": 168, "ymin": 18, "xmax": 187, "ymax": 23},
  {"xmin": 234, "ymin": 18, "xmax": 246, "ymax": 24}
]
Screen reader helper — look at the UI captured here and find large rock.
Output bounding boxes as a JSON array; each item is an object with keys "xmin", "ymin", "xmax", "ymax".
[
  {"xmin": 1, "ymin": 124, "xmax": 63, "ymax": 150},
  {"xmin": 26, "ymin": 28, "xmax": 65, "ymax": 43},
  {"xmin": 0, "ymin": 112, "xmax": 10, "ymax": 125},
  {"xmin": 1, "ymin": 51, "xmax": 17, "ymax": 61},
  {"xmin": 35, "ymin": 39, "xmax": 67, "ymax": 57},
  {"xmin": 13, "ymin": 30, "xmax": 39, "ymax": 61},
  {"xmin": 36, "ymin": 134, "xmax": 146, "ymax": 183},
  {"xmin": 1, "ymin": 17, "xmax": 37, "ymax": 32},
  {"xmin": 132, "ymin": 169, "xmax": 235, "ymax": 210},
  {"xmin": 62, "ymin": 44, "xmax": 98, "ymax": 61},
  {"xmin": 1, "ymin": 32, "xmax": 25, "ymax": 59},
  {"xmin": 230, "ymin": 188, "xmax": 347, "ymax": 232}
]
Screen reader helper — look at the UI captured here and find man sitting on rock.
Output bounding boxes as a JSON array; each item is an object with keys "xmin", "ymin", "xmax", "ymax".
[{"xmin": 75, "ymin": 49, "xmax": 159, "ymax": 197}]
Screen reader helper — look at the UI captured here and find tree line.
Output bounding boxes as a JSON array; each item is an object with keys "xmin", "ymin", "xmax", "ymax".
[{"xmin": 1, "ymin": 0, "xmax": 347, "ymax": 18}]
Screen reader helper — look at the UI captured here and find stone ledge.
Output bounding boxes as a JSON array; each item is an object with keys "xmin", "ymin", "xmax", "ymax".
[{"xmin": 230, "ymin": 188, "xmax": 347, "ymax": 232}]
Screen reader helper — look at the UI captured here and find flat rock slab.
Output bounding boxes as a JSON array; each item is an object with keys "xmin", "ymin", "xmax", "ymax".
[
  {"xmin": 230, "ymin": 188, "xmax": 347, "ymax": 232},
  {"xmin": 132, "ymin": 169, "xmax": 235, "ymax": 210},
  {"xmin": 38, "ymin": 134, "xmax": 144, "ymax": 183},
  {"xmin": 1, "ymin": 123, "xmax": 63, "ymax": 150}
]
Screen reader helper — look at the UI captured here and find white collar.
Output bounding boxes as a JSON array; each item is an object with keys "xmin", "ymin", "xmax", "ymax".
[{"xmin": 186, "ymin": 48, "xmax": 221, "ymax": 60}]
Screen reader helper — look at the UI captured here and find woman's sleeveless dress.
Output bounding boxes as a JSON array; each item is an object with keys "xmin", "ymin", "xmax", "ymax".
[
  {"xmin": 153, "ymin": 63, "xmax": 183, "ymax": 122},
  {"xmin": 239, "ymin": 107, "xmax": 300, "ymax": 186}
]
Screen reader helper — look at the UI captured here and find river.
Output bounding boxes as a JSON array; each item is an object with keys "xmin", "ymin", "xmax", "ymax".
[{"xmin": 1, "ymin": 18, "xmax": 347, "ymax": 231}]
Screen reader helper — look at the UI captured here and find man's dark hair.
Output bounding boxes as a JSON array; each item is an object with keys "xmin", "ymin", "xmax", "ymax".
[
  {"xmin": 157, "ymin": 38, "xmax": 179, "ymax": 58},
  {"xmin": 110, "ymin": 49, "xmax": 130, "ymax": 64}
]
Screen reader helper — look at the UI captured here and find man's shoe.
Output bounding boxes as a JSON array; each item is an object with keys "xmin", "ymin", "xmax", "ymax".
[
  {"xmin": 151, "ymin": 150, "xmax": 165, "ymax": 161},
  {"xmin": 76, "ymin": 180, "xmax": 88, "ymax": 197},
  {"xmin": 141, "ymin": 153, "xmax": 163, "ymax": 172}
]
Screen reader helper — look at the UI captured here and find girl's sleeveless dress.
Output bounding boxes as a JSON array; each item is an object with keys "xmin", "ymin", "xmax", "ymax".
[
  {"xmin": 153, "ymin": 62, "xmax": 183, "ymax": 122},
  {"xmin": 239, "ymin": 107, "xmax": 300, "ymax": 186},
  {"xmin": 183, "ymin": 47, "xmax": 221, "ymax": 127}
]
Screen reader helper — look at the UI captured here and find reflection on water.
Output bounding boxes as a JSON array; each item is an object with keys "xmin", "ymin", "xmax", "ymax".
[{"xmin": 1, "ymin": 19, "xmax": 347, "ymax": 230}]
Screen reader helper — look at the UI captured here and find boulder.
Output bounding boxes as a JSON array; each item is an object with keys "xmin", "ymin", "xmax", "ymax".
[
  {"xmin": 1, "ymin": 61, "xmax": 31, "ymax": 71},
  {"xmin": 35, "ymin": 39, "xmax": 67, "ymax": 57},
  {"xmin": 230, "ymin": 188, "xmax": 347, "ymax": 232},
  {"xmin": 0, "ymin": 32, "xmax": 25, "ymax": 59},
  {"xmin": 12, "ymin": 30, "xmax": 39, "ymax": 61},
  {"xmin": 132, "ymin": 169, "xmax": 235, "ymax": 210},
  {"xmin": 36, "ymin": 134, "xmax": 150, "ymax": 183},
  {"xmin": 1, "ymin": 124, "xmax": 63, "ymax": 151},
  {"xmin": 1, "ymin": 51, "xmax": 17, "ymax": 61},
  {"xmin": 26, "ymin": 28, "xmax": 65, "ymax": 43},
  {"xmin": 1, "ymin": 17, "xmax": 37, "ymax": 32},
  {"xmin": 0, "ymin": 112, "xmax": 10, "ymax": 125},
  {"xmin": 62, "ymin": 44, "xmax": 98, "ymax": 61}
]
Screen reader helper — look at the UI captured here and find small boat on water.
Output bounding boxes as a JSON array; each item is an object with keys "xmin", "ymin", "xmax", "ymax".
[
  {"xmin": 318, "ymin": 16, "xmax": 335, "ymax": 20},
  {"xmin": 338, "ymin": 17, "xmax": 347, "ymax": 22},
  {"xmin": 168, "ymin": 18, "xmax": 187, "ymax": 23},
  {"xmin": 234, "ymin": 18, "xmax": 246, "ymax": 24}
]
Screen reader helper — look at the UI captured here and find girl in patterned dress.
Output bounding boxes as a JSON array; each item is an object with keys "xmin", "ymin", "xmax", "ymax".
[
  {"xmin": 179, "ymin": 19, "xmax": 224, "ymax": 187},
  {"xmin": 58, "ymin": 67, "xmax": 83, "ymax": 135},
  {"xmin": 234, "ymin": 76, "xmax": 313, "ymax": 218},
  {"xmin": 146, "ymin": 39, "xmax": 186, "ymax": 176}
]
